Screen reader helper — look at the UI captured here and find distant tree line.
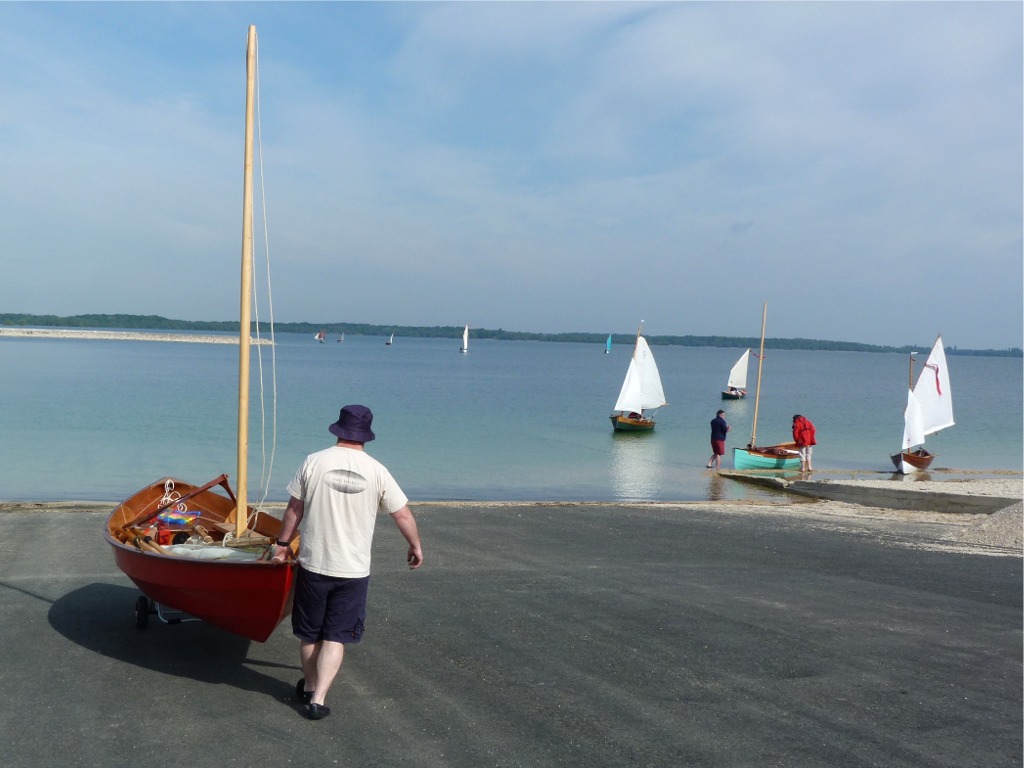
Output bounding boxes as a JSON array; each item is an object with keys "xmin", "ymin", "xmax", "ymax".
[{"xmin": 1, "ymin": 313, "xmax": 1020, "ymax": 357}]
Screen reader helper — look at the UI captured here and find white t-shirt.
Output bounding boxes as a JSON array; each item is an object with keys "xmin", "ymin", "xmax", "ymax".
[{"xmin": 287, "ymin": 445, "xmax": 409, "ymax": 578}]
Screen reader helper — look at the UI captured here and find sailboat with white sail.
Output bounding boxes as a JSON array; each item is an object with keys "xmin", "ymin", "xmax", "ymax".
[
  {"xmin": 460, "ymin": 324, "xmax": 469, "ymax": 353},
  {"xmin": 609, "ymin": 323, "xmax": 667, "ymax": 431},
  {"xmin": 732, "ymin": 303, "xmax": 800, "ymax": 469},
  {"xmin": 891, "ymin": 336, "xmax": 953, "ymax": 473},
  {"xmin": 722, "ymin": 349, "xmax": 749, "ymax": 399},
  {"xmin": 314, "ymin": 329, "xmax": 326, "ymax": 343},
  {"xmin": 386, "ymin": 332, "xmax": 394, "ymax": 346}
]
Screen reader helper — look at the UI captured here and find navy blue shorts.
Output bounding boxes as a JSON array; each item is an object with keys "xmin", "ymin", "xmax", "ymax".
[{"xmin": 291, "ymin": 568, "xmax": 370, "ymax": 644}]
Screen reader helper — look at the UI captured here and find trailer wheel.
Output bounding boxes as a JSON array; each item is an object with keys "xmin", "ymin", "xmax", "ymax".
[{"xmin": 135, "ymin": 596, "xmax": 150, "ymax": 629}]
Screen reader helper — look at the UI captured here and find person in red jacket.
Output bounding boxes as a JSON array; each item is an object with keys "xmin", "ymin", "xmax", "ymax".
[{"xmin": 792, "ymin": 414, "xmax": 816, "ymax": 472}]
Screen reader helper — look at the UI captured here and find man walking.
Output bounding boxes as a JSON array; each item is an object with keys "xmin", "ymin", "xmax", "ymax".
[
  {"xmin": 707, "ymin": 409, "xmax": 730, "ymax": 470},
  {"xmin": 272, "ymin": 404, "xmax": 423, "ymax": 720}
]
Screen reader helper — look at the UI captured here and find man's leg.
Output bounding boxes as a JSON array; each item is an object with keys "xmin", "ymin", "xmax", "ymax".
[
  {"xmin": 307, "ymin": 640, "xmax": 345, "ymax": 707},
  {"xmin": 299, "ymin": 639, "xmax": 320, "ymax": 695}
]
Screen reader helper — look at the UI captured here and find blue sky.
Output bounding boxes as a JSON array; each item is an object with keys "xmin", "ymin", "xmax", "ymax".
[{"xmin": 1, "ymin": 2, "xmax": 1021, "ymax": 349}]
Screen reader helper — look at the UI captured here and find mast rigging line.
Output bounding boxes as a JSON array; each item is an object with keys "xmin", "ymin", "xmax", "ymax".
[{"xmin": 247, "ymin": 33, "xmax": 278, "ymax": 524}]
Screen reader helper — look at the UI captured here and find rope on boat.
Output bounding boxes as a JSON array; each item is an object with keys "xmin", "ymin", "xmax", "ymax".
[{"xmin": 159, "ymin": 479, "xmax": 187, "ymax": 512}]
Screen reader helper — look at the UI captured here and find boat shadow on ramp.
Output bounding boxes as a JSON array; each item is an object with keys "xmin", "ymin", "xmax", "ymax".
[{"xmin": 47, "ymin": 582, "xmax": 297, "ymax": 702}]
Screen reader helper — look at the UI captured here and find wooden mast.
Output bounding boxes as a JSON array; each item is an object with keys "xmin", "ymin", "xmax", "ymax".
[
  {"xmin": 235, "ymin": 25, "xmax": 256, "ymax": 535},
  {"xmin": 749, "ymin": 302, "xmax": 767, "ymax": 447}
]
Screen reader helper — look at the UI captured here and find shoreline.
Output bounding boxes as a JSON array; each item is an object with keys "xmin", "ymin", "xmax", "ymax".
[
  {"xmin": 3, "ymin": 475, "xmax": 1019, "ymax": 510},
  {"xmin": 4, "ymin": 476, "xmax": 1020, "ymax": 556},
  {"xmin": 4, "ymin": 473, "xmax": 1017, "ymax": 508},
  {"xmin": 0, "ymin": 328, "xmax": 272, "ymax": 345}
]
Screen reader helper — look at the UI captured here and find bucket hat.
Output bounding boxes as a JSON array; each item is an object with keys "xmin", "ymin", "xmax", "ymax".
[{"xmin": 329, "ymin": 404, "xmax": 376, "ymax": 443}]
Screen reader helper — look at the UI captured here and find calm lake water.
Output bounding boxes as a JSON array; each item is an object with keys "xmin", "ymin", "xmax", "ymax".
[{"xmin": 1, "ymin": 332, "xmax": 1020, "ymax": 503}]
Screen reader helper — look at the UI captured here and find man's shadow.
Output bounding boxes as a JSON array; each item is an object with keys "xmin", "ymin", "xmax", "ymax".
[{"xmin": 47, "ymin": 582, "xmax": 298, "ymax": 705}]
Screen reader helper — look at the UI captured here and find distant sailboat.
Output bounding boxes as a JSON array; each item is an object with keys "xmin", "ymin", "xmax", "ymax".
[
  {"xmin": 460, "ymin": 324, "xmax": 469, "ymax": 353},
  {"xmin": 722, "ymin": 349, "xmax": 750, "ymax": 399},
  {"xmin": 609, "ymin": 323, "xmax": 666, "ymax": 431},
  {"xmin": 314, "ymin": 329, "xmax": 326, "ymax": 343},
  {"xmin": 605, "ymin": 334, "xmax": 612, "ymax": 354},
  {"xmin": 337, "ymin": 332, "xmax": 344, "ymax": 343},
  {"xmin": 891, "ymin": 336, "xmax": 954, "ymax": 473},
  {"xmin": 732, "ymin": 304, "xmax": 801, "ymax": 469},
  {"xmin": 386, "ymin": 332, "xmax": 394, "ymax": 346}
]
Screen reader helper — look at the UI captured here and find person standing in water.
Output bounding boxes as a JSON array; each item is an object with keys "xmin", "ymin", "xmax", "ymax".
[{"xmin": 707, "ymin": 409, "xmax": 730, "ymax": 470}]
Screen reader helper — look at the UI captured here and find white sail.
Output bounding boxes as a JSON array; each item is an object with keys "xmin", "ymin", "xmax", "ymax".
[
  {"xmin": 461, "ymin": 324, "xmax": 469, "ymax": 352},
  {"xmin": 726, "ymin": 349, "xmax": 750, "ymax": 390},
  {"xmin": 901, "ymin": 387, "xmax": 926, "ymax": 450},
  {"xmin": 912, "ymin": 336, "xmax": 954, "ymax": 437},
  {"xmin": 613, "ymin": 336, "xmax": 666, "ymax": 414}
]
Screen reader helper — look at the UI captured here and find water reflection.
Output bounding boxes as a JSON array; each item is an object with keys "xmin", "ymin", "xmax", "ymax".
[
  {"xmin": 705, "ymin": 471, "xmax": 727, "ymax": 501},
  {"xmin": 609, "ymin": 432, "xmax": 666, "ymax": 501},
  {"xmin": 888, "ymin": 471, "xmax": 934, "ymax": 482}
]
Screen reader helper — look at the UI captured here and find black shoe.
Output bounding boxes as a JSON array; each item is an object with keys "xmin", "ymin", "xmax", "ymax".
[
  {"xmin": 306, "ymin": 703, "xmax": 331, "ymax": 720},
  {"xmin": 295, "ymin": 679, "xmax": 313, "ymax": 705}
]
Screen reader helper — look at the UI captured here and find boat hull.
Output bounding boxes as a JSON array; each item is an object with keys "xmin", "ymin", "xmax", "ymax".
[
  {"xmin": 733, "ymin": 443, "xmax": 801, "ymax": 470},
  {"xmin": 891, "ymin": 450, "xmax": 935, "ymax": 474},
  {"xmin": 105, "ymin": 477, "xmax": 296, "ymax": 642},
  {"xmin": 721, "ymin": 390, "xmax": 746, "ymax": 400},
  {"xmin": 610, "ymin": 414, "xmax": 655, "ymax": 432}
]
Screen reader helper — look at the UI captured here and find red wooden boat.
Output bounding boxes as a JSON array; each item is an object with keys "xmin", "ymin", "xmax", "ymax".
[
  {"xmin": 105, "ymin": 27, "xmax": 297, "ymax": 643},
  {"xmin": 105, "ymin": 476, "xmax": 296, "ymax": 642}
]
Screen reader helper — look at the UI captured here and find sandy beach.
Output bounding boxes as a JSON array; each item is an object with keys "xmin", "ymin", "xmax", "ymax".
[
  {"xmin": 0, "ymin": 327, "xmax": 272, "ymax": 344},
  {"xmin": 710, "ymin": 474, "xmax": 1023, "ymax": 555}
]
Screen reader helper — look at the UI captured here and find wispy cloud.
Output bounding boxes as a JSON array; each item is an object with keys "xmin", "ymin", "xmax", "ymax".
[{"xmin": 0, "ymin": 2, "xmax": 1019, "ymax": 348}]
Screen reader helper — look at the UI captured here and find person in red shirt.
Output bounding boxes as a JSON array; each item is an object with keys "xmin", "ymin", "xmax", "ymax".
[{"xmin": 792, "ymin": 414, "xmax": 817, "ymax": 472}]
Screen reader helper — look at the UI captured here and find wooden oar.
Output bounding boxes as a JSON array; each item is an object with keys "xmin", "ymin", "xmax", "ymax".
[
  {"xmin": 224, "ymin": 536, "xmax": 275, "ymax": 548},
  {"xmin": 132, "ymin": 534, "xmax": 171, "ymax": 556},
  {"xmin": 125, "ymin": 526, "xmax": 173, "ymax": 556}
]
